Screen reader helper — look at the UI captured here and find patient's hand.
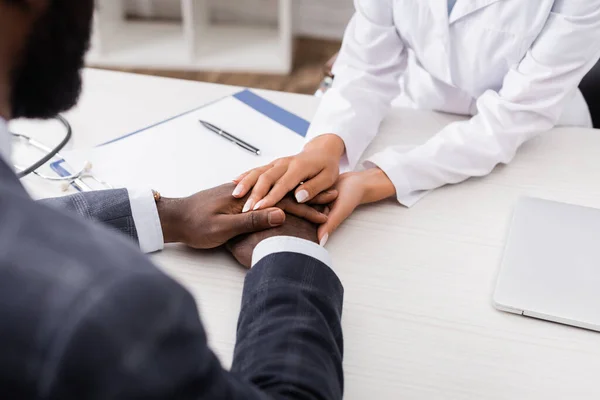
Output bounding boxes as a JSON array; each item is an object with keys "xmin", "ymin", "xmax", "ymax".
[
  {"xmin": 157, "ymin": 183, "xmax": 331, "ymax": 250},
  {"xmin": 227, "ymin": 214, "xmax": 319, "ymax": 268}
]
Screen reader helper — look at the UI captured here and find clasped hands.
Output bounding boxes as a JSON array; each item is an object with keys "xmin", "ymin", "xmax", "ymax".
[
  {"xmin": 156, "ymin": 183, "xmax": 337, "ymax": 267},
  {"xmin": 231, "ymin": 134, "xmax": 397, "ymax": 246}
]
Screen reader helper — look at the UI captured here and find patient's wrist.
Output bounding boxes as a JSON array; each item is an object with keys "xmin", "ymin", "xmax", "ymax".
[{"xmin": 156, "ymin": 197, "xmax": 186, "ymax": 244}]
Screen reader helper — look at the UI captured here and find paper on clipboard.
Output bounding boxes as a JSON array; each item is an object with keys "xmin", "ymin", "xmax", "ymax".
[{"xmin": 61, "ymin": 91, "xmax": 308, "ymax": 198}]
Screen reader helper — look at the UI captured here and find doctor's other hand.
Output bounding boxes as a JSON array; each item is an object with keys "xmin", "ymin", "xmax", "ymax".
[
  {"xmin": 156, "ymin": 183, "xmax": 330, "ymax": 250},
  {"xmin": 227, "ymin": 213, "xmax": 319, "ymax": 268},
  {"xmin": 318, "ymin": 168, "xmax": 396, "ymax": 246},
  {"xmin": 231, "ymin": 134, "xmax": 346, "ymax": 211}
]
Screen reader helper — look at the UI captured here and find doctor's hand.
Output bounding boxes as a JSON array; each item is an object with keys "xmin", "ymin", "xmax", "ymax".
[
  {"xmin": 231, "ymin": 134, "xmax": 346, "ymax": 212},
  {"xmin": 317, "ymin": 168, "xmax": 396, "ymax": 246},
  {"xmin": 156, "ymin": 183, "xmax": 334, "ymax": 250}
]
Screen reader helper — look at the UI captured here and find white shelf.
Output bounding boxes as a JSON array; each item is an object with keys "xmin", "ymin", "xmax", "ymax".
[
  {"xmin": 89, "ymin": 0, "xmax": 292, "ymax": 74},
  {"xmin": 192, "ymin": 25, "xmax": 289, "ymax": 73},
  {"xmin": 88, "ymin": 21, "xmax": 189, "ymax": 68}
]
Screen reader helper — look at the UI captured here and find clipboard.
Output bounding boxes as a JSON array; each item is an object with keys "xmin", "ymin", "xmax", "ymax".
[{"xmin": 51, "ymin": 89, "xmax": 311, "ymax": 195}]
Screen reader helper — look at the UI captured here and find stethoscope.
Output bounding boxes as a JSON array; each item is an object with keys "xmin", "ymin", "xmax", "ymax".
[{"xmin": 12, "ymin": 115, "xmax": 111, "ymax": 191}]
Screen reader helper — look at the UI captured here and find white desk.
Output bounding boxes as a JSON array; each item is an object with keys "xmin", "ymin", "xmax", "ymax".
[{"xmin": 23, "ymin": 69, "xmax": 600, "ymax": 399}]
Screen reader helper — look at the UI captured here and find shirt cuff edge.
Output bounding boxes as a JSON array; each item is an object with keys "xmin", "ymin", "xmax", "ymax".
[
  {"xmin": 127, "ymin": 189, "xmax": 165, "ymax": 254},
  {"xmin": 251, "ymin": 236, "xmax": 333, "ymax": 269}
]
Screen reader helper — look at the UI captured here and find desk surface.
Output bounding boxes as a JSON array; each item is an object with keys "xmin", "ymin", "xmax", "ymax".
[{"xmin": 24, "ymin": 69, "xmax": 600, "ymax": 399}]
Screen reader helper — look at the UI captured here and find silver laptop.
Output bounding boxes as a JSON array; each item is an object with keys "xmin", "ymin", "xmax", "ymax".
[{"xmin": 494, "ymin": 197, "xmax": 600, "ymax": 331}]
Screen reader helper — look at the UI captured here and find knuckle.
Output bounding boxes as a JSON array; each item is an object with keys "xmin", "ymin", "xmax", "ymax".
[
  {"xmin": 305, "ymin": 184, "xmax": 320, "ymax": 195},
  {"xmin": 207, "ymin": 223, "xmax": 221, "ymax": 238},
  {"xmin": 256, "ymin": 176, "xmax": 275, "ymax": 190},
  {"xmin": 305, "ymin": 181, "xmax": 319, "ymax": 191},
  {"xmin": 265, "ymin": 168, "xmax": 283, "ymax": 181},
  {"xmin": 242, "ymin": 215, "xmax": 254, "ymax": 232},
  {"xmin": 250, "ymin": 212, "xmax": 260, "ymax": 230},
  {"xmin": 242, "ymin": 173, "xmax": 258, "ymax": 184},
  {"xmin": 275, "ymin": 157, "xmax": 290, "ymax": 166},
  {"xmin": 289, "ymin": 159, "xmax": 303, "ymax": 170},
  {"xmin": 256, "ymin": 175, "xmax": 269, "ymax": 187}
]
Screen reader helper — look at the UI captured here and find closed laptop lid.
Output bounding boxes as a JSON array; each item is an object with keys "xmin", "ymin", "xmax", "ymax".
[{"xmin": 494, "ymin": 197, "xmax": 600, "ymax": 331}]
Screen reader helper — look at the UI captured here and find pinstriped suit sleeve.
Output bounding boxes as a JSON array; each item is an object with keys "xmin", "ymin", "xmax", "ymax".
[
  {"xmin": 232, "ymin": 252, "xmax": 345, "ymax": 399},
  {"xmin": 48, "ymin": 252, "xmax": 343, "ymax": 399},
  {"xmin": 38, "ymin": 189, "xmax": 139, "ymax": 245}
]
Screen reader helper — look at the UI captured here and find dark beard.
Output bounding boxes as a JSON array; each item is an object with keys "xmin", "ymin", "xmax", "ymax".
[{"xmin": 10, "ymin": 0, "xmax": 94, "ymax": 119}]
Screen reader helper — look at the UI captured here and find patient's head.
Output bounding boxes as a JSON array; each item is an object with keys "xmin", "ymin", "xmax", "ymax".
[{"xmin": 0, "ymin": 0, "xmax": 94, "ymax": 119}]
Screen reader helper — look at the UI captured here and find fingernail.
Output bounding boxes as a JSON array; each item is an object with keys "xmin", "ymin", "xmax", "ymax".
[
  {"xmin": 320, "ymin": 233, "xmax": 329, "ymax": 247},
  {"xmin": 268, "ymin": 210, "xmax": 285, "ymax": 226},
  {"xmin": 295, "ymin": 190, "xmax": 309, "ymax": 203},
  {"xmin": 232, "ymin": 184, "xmax": 244, "ymax": 197},
  {"xmin": 242, "ymin": 199, "xmax": 253, "ymax": 213},
  {"xmin": 253, "ymin": 200, "xmax": 264, "ymax": 211},
  {"xmin": 324, "ymin": 206, "xmax": 330, "ymax": 215}
]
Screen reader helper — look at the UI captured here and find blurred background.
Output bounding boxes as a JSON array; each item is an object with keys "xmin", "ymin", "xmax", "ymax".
[{"xmin": 90, "ymin": 0, "xmax": 352, "ymax": 94}]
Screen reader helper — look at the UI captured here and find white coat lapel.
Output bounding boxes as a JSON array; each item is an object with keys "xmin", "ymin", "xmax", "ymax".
[
  {"xmin": 427, "ymin": 0, "xmax": 450, "ymax": 29},
  {"xmin": 449, "ymin": 0, "xmax": 504, "ymax": 25}
]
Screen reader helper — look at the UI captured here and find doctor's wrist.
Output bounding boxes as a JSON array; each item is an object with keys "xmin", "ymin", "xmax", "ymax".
[
  {"xmin": 361, "ymin": 168, "xmax": 396, "ymax": 204},
  {"xmin": 304, "ymin": 133, "xmax": 346, "ymax": 160}
]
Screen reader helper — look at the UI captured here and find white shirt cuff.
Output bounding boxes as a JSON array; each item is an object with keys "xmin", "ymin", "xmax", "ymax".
[
  {"xmin": 128, "ymin": 189, "xmax": 164, "ymax": 253},
  {"xmin": 251, "ymin": 236, "xmax": 333, "ymax": 269}
]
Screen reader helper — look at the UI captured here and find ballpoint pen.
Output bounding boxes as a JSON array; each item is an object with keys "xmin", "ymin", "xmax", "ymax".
[{"xmin": 199, "ymin": 120, "xmax": 261, "ymax": 156}]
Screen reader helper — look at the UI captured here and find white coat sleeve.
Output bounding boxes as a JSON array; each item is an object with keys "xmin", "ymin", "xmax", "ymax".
[
  {"xmin": 367, "ymin": 0, "xmax": 600, "ymax": 207},
  {"xmin": 306, "ymin": 0, "xmax": 407, "ymax": 172}
]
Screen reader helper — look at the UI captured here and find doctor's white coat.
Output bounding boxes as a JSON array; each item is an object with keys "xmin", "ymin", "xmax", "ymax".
[{"xmin": 307, "ymin": 0, "xmax": 600, "ymax": 206}]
